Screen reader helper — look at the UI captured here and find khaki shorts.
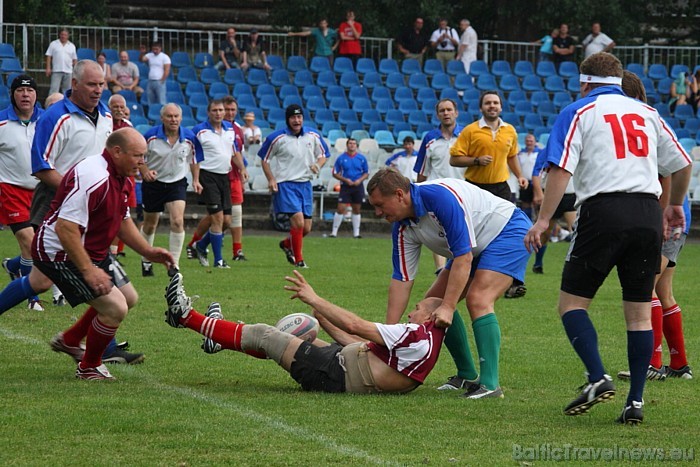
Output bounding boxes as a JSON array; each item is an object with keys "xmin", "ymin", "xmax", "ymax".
[{"xmin": 340, "ymin": 342, "xmax": 383, "ymax": 394}]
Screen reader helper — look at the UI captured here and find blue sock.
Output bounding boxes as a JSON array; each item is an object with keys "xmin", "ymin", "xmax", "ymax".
[
  {"xmin": 19, "ymin": 257, "xmax": 33, "ymax": 276},
  {"xmin": 102, "ymin": 337, "xmax": 118, "ymax": 358},
  {"xmin": 534, "ymin": 244, "xmax": 547, "ymax": 267},
  {"xmin": 197, "ymin": 231, "xmax": 211, "ymax": 251},
  {"xmin": 210, "ymin": 231, "xmax": 224, "ymax": 264},
  {"xmin": 0, "ymin": 276, "xmax": 36, "ymax": 315},
  {"xmin": 6, "ymin": 255, "xmax": 21, "ymax": 276},
  {"xmin": 561, "ymin": 309, "xmax": 606, "ymax": 382},
  {"xmin": 627, "ymin": 330, "xmax": 653, "ymax": 405}
]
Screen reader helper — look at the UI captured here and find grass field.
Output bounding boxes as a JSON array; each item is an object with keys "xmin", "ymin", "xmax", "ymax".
[{"xmin": 0, "ymin": 231, "xmax": 697, "ymax": 465}]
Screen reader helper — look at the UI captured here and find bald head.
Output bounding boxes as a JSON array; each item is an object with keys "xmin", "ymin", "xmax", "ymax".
[
  {"xmin": 70, "ymin": 60, "xmax": 105, "ymax": 112},
  {"xmin": 44, "ymin": 92, "xmax": 64, "ymax": 108},
  {"xmin": 107, "ymin": 128, "xmax": 147, "ymax": 176}
]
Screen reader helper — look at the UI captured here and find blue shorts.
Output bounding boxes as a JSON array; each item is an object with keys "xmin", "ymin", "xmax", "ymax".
[
  {"xmin": 274, "ymin": 181, "xmax": 313, "ymax": 218},
  {"xmin": 446, "ymin": 208, "xmax": 532, "ymax": 283}
]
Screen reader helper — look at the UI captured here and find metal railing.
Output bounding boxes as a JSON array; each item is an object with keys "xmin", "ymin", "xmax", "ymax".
[{"xmin": 3, "ymin": 23, "xmax": 700, "ymax": 76}]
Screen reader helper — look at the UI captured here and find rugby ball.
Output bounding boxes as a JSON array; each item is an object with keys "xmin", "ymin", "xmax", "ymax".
[{"xmin": 275, "ymin": 313, "xmax": 319, "ymax": 342}]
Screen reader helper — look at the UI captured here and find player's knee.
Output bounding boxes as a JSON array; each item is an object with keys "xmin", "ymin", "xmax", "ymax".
[
  {"xmin": 465, "ymin": 289, "xmax": 493, "ymax": 315},
  {"xmin": 241, "ymin": 323, "xmax": 294, "ymax": 363},
  {"xmin": 231, "ymin": 205, "xmax": 242, "ymax": 228}
]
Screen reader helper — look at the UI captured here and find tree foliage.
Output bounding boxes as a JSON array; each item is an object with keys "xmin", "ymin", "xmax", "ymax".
[{"xmin": 7, "ymin": 0, "xmax": 108, "ymax": 25}]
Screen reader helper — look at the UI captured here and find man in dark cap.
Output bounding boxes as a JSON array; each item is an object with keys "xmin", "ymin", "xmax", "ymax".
[
  {"xmin": 258, "ymin": 105, "xmax": 329, "ymax": 268},
  {"xmin": 0, "ymin": 75, "xmax": 45, "ymax": 310},
  {"xmin": 240, "ymin": 28, "xmax": 271, "ymax": 71}
]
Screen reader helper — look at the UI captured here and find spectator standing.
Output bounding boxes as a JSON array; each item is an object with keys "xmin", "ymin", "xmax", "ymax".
[
  {"xmin": 430, "ymin": 19, "xmax": 460, "ymax": 69},
  {"xmin": 258, "ymin": 104, "xmax": 330, "ymax": 268},
  {"xmin": 552, "ymin": 23, "xmax": 576, "ymax": 70},
  {"xmin": 45, "ymin": 28, "xmax": 78, "ymax": 95},
  {"xmin": 524, "ymin": 52, "xmax": 692, "ymax": 424},
  {"xmin": 140, "ymin": 41, "xmax": 171, "ymax": 106},
  {"xmin": 216, "ymin": 27, "xmax": 242, "ymax": 71},
  {"xmin": 0, "ymin": 75, "xmax": 45, "ymax": 310},
  {"xmin": 330, "ymin": 138, "xmax": 369, "ymax": 238},
  {"xmin": 516, "ymin": 134, "xmax": 540, "ymax": 221},
  {"xmin": 337, "ymin": 10, "xmax": 363, "ymax": 66},
  {"xmin": 457, "ymin": 19, "xmax": 478, "ymax": 74},
  {"xmin": 243, "ymin": 112, "xmax": 262, "ymax": 146},
  {"xmin": 533, "ymin": 28, "xmax": 559, "ymax": 62},
  {"xmin": 385, "ymin": 135, "xmax": 418, "ymax": 182},
  {"xmin": 111, "ymin": 50, "xmax": 144, "ymax": 97},
  {"xmin": 288, "ymin": 19, "xmax": 338, "ymax": 63},
  {"xmin": 397, "ymin": 17, "xmax": 429, "ymax": 66},
  {"xmin": 581, "ymin": 22, "xmax": 615, "ymax": 59},
  {"xmin": 241, "ymin": 29, "xmax": 271, "ymax": 71}
]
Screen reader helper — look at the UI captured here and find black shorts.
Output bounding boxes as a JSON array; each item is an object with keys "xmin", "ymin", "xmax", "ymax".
[
  {"xmin": 142, "ymin": 178, "xmax": 188, "ymax": 213},
  {"xmin": 338, "ymin": 184, "xmax": 365, "ymax": 204},
  {"xmin": 198, "ymin": 170, "xmax": 232, "ymax": 214},
  {"xmin": 29, "ymin": 182, "xmax": 56, "ymax": 228},
  {"xmin": 467, "ymin": 180, "xmax": 512, "ymax": 202},
  {"xmin": 519, "ymin": 185, "xmax": 534, "ymax": 203},
  {"xmin": 33, "ymin": 254, "xmax": 130, "ymax": 307},
  {"xmin": 289, "ymin": 342, "xmax": 346, "ymax": 393},
  {"xmin": 553, "ymin": 193, "xmax": 576, "ymax": 219},
  {"xmin": 561, "ymin": 193, "xmax": 662, "ymax": 302}
]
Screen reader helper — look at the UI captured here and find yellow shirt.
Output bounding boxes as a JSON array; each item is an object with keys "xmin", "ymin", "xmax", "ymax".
[{"xmin": 449, "ymin": 118, "xmax": 518, "ymax": 184}]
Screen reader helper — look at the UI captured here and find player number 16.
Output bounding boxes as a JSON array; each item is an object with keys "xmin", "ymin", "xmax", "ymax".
[{"xmin": 603, "ymin": 113, "xmax": 649, "ymax": 159}]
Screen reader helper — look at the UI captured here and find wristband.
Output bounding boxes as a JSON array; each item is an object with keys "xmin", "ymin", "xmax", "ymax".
[{"xmin": 474, "ymin": 157, "xmax": 480, "ymax": 166}]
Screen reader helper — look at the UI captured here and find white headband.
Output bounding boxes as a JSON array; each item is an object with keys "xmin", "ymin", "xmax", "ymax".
[{"xmin": 579, "ymin": 74, "xmax": 622, "ymax": 85}]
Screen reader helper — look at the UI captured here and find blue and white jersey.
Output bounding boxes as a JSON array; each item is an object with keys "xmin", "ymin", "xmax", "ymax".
[
  {"xmin": 258, "ymin": 126, "xmax": 330, "ymax": 183},
  {"xmin": 414, "ymin": 126, "xmax": 466, "ymax": 180},
  {"xmin": 391, "ymin": 178, "xmax": 515, "ymax": 281},
  {"xmin": 143, "ymin": 124, "xmax": 203, "ymax": 183},
  {"xmin": 0, "ymin": 103, "xmax": 43, "ymax": 188},
  {"xmin": 193, "ymin": 120, "xmax": 239, "ymax": 175},
  {"xmin": 31, "ymin": 91, "xmax": 112, "ymax": 175},
  {"xmin": 545, "ymin": 86, "xmax": 691, "ymax": 206},
  {"xmin": 386, "ymin": 150, "xmax": 418, "ymax": 181},
  {"xmin": 333, "ymin": 152, "xmax": 368, "ymax": 183}
]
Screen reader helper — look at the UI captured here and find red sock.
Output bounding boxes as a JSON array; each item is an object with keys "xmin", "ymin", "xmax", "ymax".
[
  {"xmin": 188, "ymin": 232, "xmax": 202, "ymax": 248},
  {"xmin": 282, "ymin": 236, "xmax": 291, "ymax": 250},
  {"xmin": 117, "ymin": 240, "xmax": 125, "ymax": 254},
  {"xmin": 290, "ymin": 227, "xmax": 304, "ymax": 262},
  {"xmin": 663, "ymin": 304, "xmax": 688, "ymax": 369},
  {"xmin": 183, "ymin": 309, "xmax": 243, "ymax": 350},
  {"xmin": 62, "ymin": 307, "xmax": 98, "ymax": 347},
  {"xmin": 81, "ymin": 316, "xmax": 118, "ymax": 368},
  {"xmin": 649, "ymin": 298, "xmax": 663, "ymax": 368},
  {"xmin": 233, "ymin": 242, "xmax": 242, "ymax": 255}
]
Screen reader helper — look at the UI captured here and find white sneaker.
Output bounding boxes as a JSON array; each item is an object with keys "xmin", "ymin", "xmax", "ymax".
[{"xmin": 28, "ymin": 299, "xmax": 44, "ymax": 311}]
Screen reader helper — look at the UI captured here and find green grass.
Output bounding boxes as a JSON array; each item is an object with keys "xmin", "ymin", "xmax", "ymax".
[{"xmin": 0, "ymin": 232, "xmax": 698, "ymax": 465}]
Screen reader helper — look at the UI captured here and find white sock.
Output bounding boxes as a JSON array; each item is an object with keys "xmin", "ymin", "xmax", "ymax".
[
  {"xmin": 169, "ymin": 231, "xmax": 185, "ymax": 267},
  {"xmin": 51, "ymin": 284, "xmax": 62, "ymax": 299},
  {"xmin": 352, "ymin": 214, "xmax": 361, "ymax": 237},
  {"xmin": 140, "ymin": 228, "xmax": 155, "ymax": 262},
  {"xmin": 331, "ymin": 213, "xmax": 343, "ymax": 235}
]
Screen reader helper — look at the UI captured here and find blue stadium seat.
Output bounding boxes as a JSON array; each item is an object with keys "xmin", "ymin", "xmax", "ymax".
[
  {"xmin": 558, "ymin": 61, "xmax": 579, "ymax": 79},
  {"xmin": 514, "ymin": 100, "xmax": 534, "ymax": 118},
  {"xmin": 195, "ymin": 105, "xmax": 209, "ymax": 122},
  {"xmin": 385, "ymin": 109, "xmax": 405, "ymax": 127},
  {"xmin": 353, "ymin": 98, "xmax": 373, "ymax": 113},
  {"xmin": 306, "ymin": 95, "xmax": 327, "ymax": 113},
  {"xmin": 327, "ymin": 128, "xmax": 347, "ymax": 144},
  {"xmin": 259, "ymin": 94, "xmax": 281, "ymax": 112},
  {"xmin": 348, "ymin": 85, "xmax": 369, "ymax": 102},
  {"xmin": 232, "ymin": 82, "xmax": 253, "ymax": 97},
  {"xmin": 100, "ymin": 87, "xmax": 112, "ymax": 104},
  {"xmin": 684, "ymin": 118, "xmax": 700, "ymax": 137},
  {"xmin": 302, "ymin": 84, "xmax": 323, "ymax": 102},
  {"xmin": 398, "ymin": 99, "xmax": 419, "ymax": 115},
  {"xmin": 454, "ymin": 74, "xmax": 474, "ymax": 91},
  {"xmin": 247, "ymin": 68, "xmax": 269, "ymax": 87},
  {"xmin": 446, "ymin": 60, "xmax": 466, "ymax": 76},
  {"xmin": 641, "ymin": 77, "xmax": 656, "ymax": 96},
  {"xmin": 266, "ymin": 109, "xmax": 284, "ymax": 127},
  {"xmin": 363, "ymin": 71, "xmax": 382, "ymax": 89},
  {"xmin": 270, "ymin": 69, "xmax": 291, "ymax": 87},
  {"xmin": 491, "ymin": 60, "xmax": 512, "ymax": 77},
  {"xmin": 385, "ymin": 72, "xmax": 405, "ymax": 90},
  {"xmin": 653, "ymin": 103, "xmax": 671, "ymax": 118},
  {"xmin": 423, "ymin": 59, "xmax": 444, "ymax": 76},
  {"xmin": 176, "ymin": 65, "xmax": 198, "ymax": 84},
  {"xmin": 408, "ymin": 110, "xmax": 428, "ymax": 128},
  {"xmin": 208, "ymin": 82, "xmax": 229, "ymax": 99},
  {"xmin": 279, "ymin": 84, "xmax": 300, "ymax": 100},
  {"xmin": 316, "ymin": 70, "xmax": 337, "ymax": 88},
  {"xmin": 147, "ymin": 103, "xmax": 163, "ymax": 123},
  {"xmin": 308, "ymin": 56, "xmax": 330, "ymax": 74},
  {"xmin": 566, "ymin": 78, "xmax": 580, "ymax": 94},
  {"xmin": 333, "ymin": 57, "xmax": 354, "ymax": 75},
  {"xmin": 440, "ymin": 87, "xmax": 461, "ymax": 102},
  {"xmin": 626, "ymin": 63, "xmax": 645, "ymax": 78},
  {"xmin": 255, "ymin": 83, "xmax": 276, "ymax": 98},
  {"xmin": 321, "ymin": 121, "xmax": 341, "ymax": 137},
  {"xmin": 200, "ymin": 67, "xmax": 221, "ymax": 85},
  {"xmin": 430, "ymin": 73, "xmax": 452, "ymax": 91},
  {"xmin": 675, "ymin": 104, "xmax": 695, "ymax": 123},
  {"xmin": 287, "ymin": 55, "xmax": 308, "ymax": 73},
  {"xmin": 340, "ymin": 71, "xmax": 361, "ymax": 88},
  {"xmin": 507, "ymin": 90, "xmax": 527, "ymax": 109},
  {"xmin": 394, "ymin": 86, "xmax": 413, "ymax": 102},
  {"xmin": 100, "ymin": 49, "xmax": 119, "ymax": 64},
  {"xmin": 374, "ymin": 130, "xmax": 397, "ymax": 147},
  {"xmin": 553, "ymin": 91, "xmax": 572, "ymax": 110},
  {"xmin": 538, "ymin": 101, "xmax": 557, "ymax": 120},
  {"xmin": 236, "ymin": 93, "xmax": 257, "ymax": 110},
  {"xmin": 416, "ymin": 87, "xmax": 437, "ymax": 104},
  {"xmin": 679, "ymin": 137, "xmax": 695, "ymax": 153},
  {"xmin": 293, "ymin": 69, "xmax": 314, "ymax": 87},
  {"xmin": 456, "ymin": 112, "xmax": 472, "ymax": 126},
  {"xmin": 166, "ymin": 91, "xmax": 185, "ymax": 105},
  {"xmin": 665, "ymin": 117, "xmax": 680, "ymax": 130},
  {"xmin": 530, "ymin": 90, "xmax": 550, "ymax": 108},
  {"xmin": 194, "ymin": 53, "xmax": 215, "ymax": 69},
  {"xmin": 127, "ymin": 49, "xmax": 141, "ymax": 63},
  {"xmin": 462, "ymin": 88, "xmax": 480, "ymax": 102},
  {"xmin": 670, "ymin": 64, "xmax": 689, "ymax": 79},
  {"xmin": 375, "ymin": 98, "xmax": 395, "ymax": 115},
  {"xmin": 171, "ymin": 51, "xmax": 192, "ymax": 69},
  {"xmin": 396, "ymin": 129, "xmax": 417, "ymax": 142},
  {"xmin": 379, "ymin": 58, "xmax": 400, "ymax": 76},
  {"xmin": 314, "ymin": 108, "xmax": 334, "ymax": 126},
  {"xmin": 326, "ymin": 85, "xmax": 346, "ymax": 101},
  {"xmin": 117, "ymin": 89, "xmax": 139, "ymax": 106},
  {"xmin": 282, "ymin": 95, "xmax": 303, "ymax": 108},
  {"xmin": 401, "ymin": 58, "xmax": 421, "ymax": 75},
  {"xmin": 223, "ymin": 68, "xmax": 245, "ymax": 85},
  {"xmin": 647, "ymin": 64, "xmax": 669, "ymax": 81},
  {"xmin": 523, "ymin": 113, "xmax": 544, "ymax": 132},
  {"xmin": 656, "ymin": 78, "xmax": 673, "ymax": 100},
  {"xmin": 469, "ymin": 60, "xmax": 489, "ymax": 77},
  {"xmin": 513, "ymin": 60, "xmax": 534, "ymax": 78},
  {"xmin": 350, "ymin": 128, "xmax": 370, "ymax": 141},
  {"xmin": 338, "ymin": 109, "xmax": 359, "ymax": 125},
  {"xmin": 356, "ymin": 58, "xmax": 377, "ymax": 76},
  {"xmin": 544, "ymin": 75, "xmax": 566, "ymax": 93},
  {"xmin": 499, "ymin": 74, "xmax": 521, "ymax": 92},
  {"xmin": 361, "ymin": 109, "xmax": 382, "ymax": 126},
  {"xmin": 522, "ymin": 74, "xmax": 544, "ymax": 92},
  {"xmin": 188, "ymin": 92, "xmax": 209, "ymax": 108},
  {"xmin": 0, "ymin": 43, "xmax": 17, "ymax": 59},
  {"xmin": 533, "ymin": 126, "xmax": 550, "ymax": 139},
  {"xmin": 535, "ymin": 61, "xmax": 557, "ymax": 78},
  {"xmin": 371, "ymin": 86, "xmax": 392, "ymax": 102},
  {"xmin": 0, "ymin": 58, "xmax": 23, "ymax": 73},
  {"xmin": 180, "ymin": 105, "xmax": 196, "ymax": 126},
  {"xmin": 77, "ymin": 47, "xmax": 96, "ymax": 61},
  {"xmin": 421, "ymin": 98, "xmax": 438, "ymax": 115},
  {"xmin": 476, "ymin": 74, "xmax": 498, "ymax": 91},
  {"xmin": 408, "ymin": 72, "xmax": 429, "ymax": 91},
  {"xmin": 368, "ymin": 122, "xmax": 389, "ymax": 137},
  {"xmin": 266, "ymin": 54, "xmax": 284, "ymax": 70}
]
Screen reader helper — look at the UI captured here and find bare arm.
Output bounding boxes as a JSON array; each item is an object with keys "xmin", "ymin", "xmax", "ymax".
[
  {"xmin": 261, "ymin": 159, "xmax": 277, "ymax": 192},
  {"xmin": 314, "ymin": 311, "xmax": 365, "ymax": 346},
  {"xmin": 431, "ymin": 253, "xmax": 471, "ymax": 327},
  {"xmin": 190, "ymin": 163, "xmax": 202, "ymax": 194},
  {"xmin": 35, "ymin": 169, "xmax": 63, "ymax": 189},
  {"xmin": 118, "ymin": 217, "xmax": 174, "ymax": 267},
  {"xmin": 524, "ymin": 166, "xmax": 570, "ymax": 252},
  {"xmin": 162, "ymin": 63, "xmax": 171, "ymax": 81},
  {"xmin": 507, "ymin": 155, "xmax": 529, "ymax": 188},
  {"xmin": 45, "ymin": 56, "xmax": 52, "ymax": 76},
  {"xmin": 285, "ymin": 271, "xmax": 384, "ymax": 345},
  {"xmin": 386, "ymin": 278, "xmax": 413, "ymax": 324}
]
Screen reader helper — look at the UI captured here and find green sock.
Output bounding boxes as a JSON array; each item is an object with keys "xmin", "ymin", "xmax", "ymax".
[
  {"xmin": 444, "ymin": 310, "xmax": 479, "ymax": 381},
  {"xmin": 473, "ymin": 313, "xmax": 501, "ymax": 390}
]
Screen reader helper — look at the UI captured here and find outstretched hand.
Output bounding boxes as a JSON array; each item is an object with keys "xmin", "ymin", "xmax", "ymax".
[{"xmin": 284, "ymin": 270, "xmax": 319, "ymax": 305}]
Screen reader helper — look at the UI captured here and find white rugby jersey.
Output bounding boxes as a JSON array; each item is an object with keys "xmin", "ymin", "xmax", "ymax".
[
  {"xmin": 391, "ymin": 178, "xmax": 515, "ymax": 281},
  {"xmin": 258, "ymin": 126, "xmax": 330, "ymax": 183},
  {"xmin": 0, "ymin": 104, "xmax": 43, "ymax": 189},
  {"xmin": 193, "ymin": 120, "xmax": 239, "ymax": 175},
  {"xmin": 414, "ymin": 127, "xmax": 466, "ymax": 180},
  {"xmin": 143, "ymin": 125, "xmax": 203, "ymax": 183},
  {"xmin": 545, "ymin": 86, "xmax": 691, "ymax": 206}
]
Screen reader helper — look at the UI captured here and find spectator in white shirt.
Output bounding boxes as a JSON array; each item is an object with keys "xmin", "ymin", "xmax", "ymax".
[{"xmin": 45, "ymin": 29, "xmax": 78, "ymax": 94}]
